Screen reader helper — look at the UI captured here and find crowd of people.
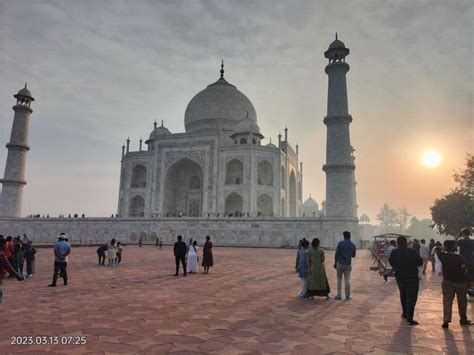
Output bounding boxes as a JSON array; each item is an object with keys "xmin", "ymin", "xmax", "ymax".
[
  {"xmin": 385, "ymin": 229, "xmax": 473, "ymax": 328},
  {"xmin": 96, "ymin": 239, "xmax": 124, "ymax": 266},
  {"xmin": 1, "ymin": 227, "xmax": 473, "ymax": 331},
  {"xmin": 296, "ymin": 231, "xmax": 356, "ymax": 301},
  {"xmin": 0, "ymin": 234, "xmax": 37, "ymax": 279},
  {"xmin": 173, "ymin": 235, "xmax": 214, "ymax": 276}
]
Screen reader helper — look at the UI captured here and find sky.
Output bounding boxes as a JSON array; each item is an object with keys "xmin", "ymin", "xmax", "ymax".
[{"xmin": 0, "ymin": 0, "xmax": 472, "ymax": 221}]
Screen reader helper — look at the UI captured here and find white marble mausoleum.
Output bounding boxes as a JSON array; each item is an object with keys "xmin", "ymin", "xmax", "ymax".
[{"xmin": 118, "ymin": 62, "xmax": 303, "ymax": 218}]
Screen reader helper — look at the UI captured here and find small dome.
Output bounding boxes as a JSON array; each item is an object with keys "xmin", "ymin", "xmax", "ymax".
[
  {"xmin": 149, "ymin": 124, "xmax": 171, "ymax": 140},
  {"xmin": 14, "ymin": 84, "xmax": 34, "ymax": 100},
  {"xmin": 303, "ymin": 196, "xmax": 318, "ymax": 209},
  {"xmin": 328, "ymin": 39, "xmax": 346, "ymax": 50},
  {"xmin": 265, "ymin": 141, "xmax": 277, "ymax": 149}
]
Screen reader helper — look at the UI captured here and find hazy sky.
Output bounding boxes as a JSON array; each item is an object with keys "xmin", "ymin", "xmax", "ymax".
[{"xmin": 0, "ymin": 0, "xmax": 472, "ymax": 221}]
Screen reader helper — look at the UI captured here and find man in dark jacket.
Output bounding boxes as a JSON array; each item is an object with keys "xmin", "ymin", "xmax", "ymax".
[
  {"xmin": 389, "ymin": 236, "xmax": 423, "ymax": 325},
  {"xmin": 437, "ymin": 240, "xmax": 471, "ymax": 328},
  {"xmin": 174, "ymin": 235, "xmax": 187, "ymax": 277}
]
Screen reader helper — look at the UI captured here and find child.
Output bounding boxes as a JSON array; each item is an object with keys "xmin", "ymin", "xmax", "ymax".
[
  {"xmin": 116, "ymin": 242, "xmax": 123, "ymax": 264},
  {"xmin": 297, "ymin": 240, "xmax": 310, "ymax": 298},
  {"xmin": 107, "ymin": 239, "xmax": 117, "ymax": 266},
  {"xmin": 24, "ymin": 241, "xmax": 37, "ymax": 277}
]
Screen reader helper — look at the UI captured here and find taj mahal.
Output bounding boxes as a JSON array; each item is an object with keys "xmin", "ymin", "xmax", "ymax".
[
  {"xmin": 118, "ymin": 62, "xmax": 303, "ymax": 219},
  {"xmin": 0, "ymin": 36, "xmax": 359, "ymax": 248}
]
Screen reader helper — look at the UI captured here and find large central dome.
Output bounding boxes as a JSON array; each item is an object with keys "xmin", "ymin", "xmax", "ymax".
[{"xmin": 184, "ymin": 69, "xmax": 257, "ymax": 133}]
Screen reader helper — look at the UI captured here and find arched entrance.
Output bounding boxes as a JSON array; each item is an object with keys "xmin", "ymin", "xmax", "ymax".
[
  {"xmin": 129, "ymin": 196, "xmax": 145, "ymax": 217},
  {"xmin": 257, "ymin": 194, "xmax": 273, "ymax": 217},
  {"xmin": 225, "ymin": 192, "xmax": 243, "ymax": 216},
  {"xmin": 164, "ymin": 158, "xmax": 204, "ymax": 217},
  {"xmin": 289, "ymin": 171, "xmax": 297, "ymax": 217}
]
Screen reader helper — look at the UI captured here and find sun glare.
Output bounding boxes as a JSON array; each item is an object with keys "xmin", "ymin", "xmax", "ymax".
[{"xmin": 421, "ymin": 150, "xmax": 442, "ymax": 168}]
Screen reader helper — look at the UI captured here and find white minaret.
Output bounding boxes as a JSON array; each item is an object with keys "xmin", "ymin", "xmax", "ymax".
[
  {"xmin": 0, "ymin": 84, "xmax": 35, "ymax": 217},
  {"xmin": 322, "ymin": 34, "xmax": 357, "ymax": 218}
]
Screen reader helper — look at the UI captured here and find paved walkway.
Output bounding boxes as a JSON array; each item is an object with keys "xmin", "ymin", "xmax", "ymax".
[{"xmin": 0, "ymin": 246, "xmax": 473, "ymax": 354}]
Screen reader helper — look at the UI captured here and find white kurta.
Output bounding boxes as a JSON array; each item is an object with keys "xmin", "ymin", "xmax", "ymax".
[
  {"xmin": 186, "ymin": 246, "xmax": 199, "ymax": 273},
  {"xmin": 432, "ymin": 247, "xmax": 442, "ymax": 275}
]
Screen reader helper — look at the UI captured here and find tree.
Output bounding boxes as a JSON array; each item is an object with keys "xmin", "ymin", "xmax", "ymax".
[
  {"xmin": 406, "ymin": 217, "xmax": 440, "ymax": 240},
  {"xmin": 395, "ymin": 207, "xmax": 411, "ymax": 232},
  {"xmin": 376, "ymin": 203, "xmax": 397, "ymax": 227},
  {"xmin": 431, "ymin": 191, "xmax": 473, "ymax": 236},
  {"xmin": 454, "ymin": 154, "xmax": 473, "ymax": 197},
  {"xmin": 431, "ymin": 155, "xmax": 474, "ymax": 236}
]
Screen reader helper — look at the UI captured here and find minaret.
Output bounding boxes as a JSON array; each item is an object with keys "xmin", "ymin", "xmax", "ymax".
[
  {"xmin": 0, "ymin": 84, "xmax": 35, "ymax": 217},
  {"xmin": 322, "ymin": 34, "xmax": 357, "ymax": 218}
]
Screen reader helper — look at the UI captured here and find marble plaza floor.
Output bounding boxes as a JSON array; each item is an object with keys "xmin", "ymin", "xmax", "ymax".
[{"xmin": 1, "ymin": 246, "xmax": 473, "ymax": 354}]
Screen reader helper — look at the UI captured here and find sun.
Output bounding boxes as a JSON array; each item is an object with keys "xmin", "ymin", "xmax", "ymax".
[{"xmin": 421, "ymin": 150, "xmax": 442, "ymax": 168}]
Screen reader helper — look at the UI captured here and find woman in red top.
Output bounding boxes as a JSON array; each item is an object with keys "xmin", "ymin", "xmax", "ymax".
[{"xmin": 0, "ymin": 238, "xmax": 24, "ymax": 303}]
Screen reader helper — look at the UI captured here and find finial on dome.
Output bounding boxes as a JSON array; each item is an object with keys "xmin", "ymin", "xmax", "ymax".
[
  {"xmin": 154, "ymin": 120, "xmax": 157, "ymax": 129},
  {"xmin": 335, "ymin": 32, "xmax": 338, "ymax": 40},
  {"xmin": 25, "ymin": 82, "xmax": 27, "ymax": 89},
  {"xmin": 220, "ymin": 60, "xmax": 224, "ymax": 78},
  {"xmin": 269, "ymin": 138, "xmax": 272, "ymax": 143}
]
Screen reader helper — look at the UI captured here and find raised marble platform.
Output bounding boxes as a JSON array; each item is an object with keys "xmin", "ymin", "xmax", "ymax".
[{"xmin": 0, "ymin": 217, "xmax": 359, "ymax": 249}]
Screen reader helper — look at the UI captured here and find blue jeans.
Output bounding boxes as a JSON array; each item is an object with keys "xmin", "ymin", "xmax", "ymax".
[
  {"xmin": 396, "ymin": 278, "xmax": 419, "ymax": 322},
  {"xmin": 336, "ymin": 263, "xmax": 352, "ymax": 298}
]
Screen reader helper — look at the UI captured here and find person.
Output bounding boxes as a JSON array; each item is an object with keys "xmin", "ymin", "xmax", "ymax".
[
  {"xmin": 96, "ymin": 244, "xmax": 108, "ymax": 266},
  {"xmin": 12, "ymin": 237, "xmax": 24, "ymax": 275},
  {"xmin": 139, "ymin": 236, "xmax": 143, "ymax": 247},
  {"xmin": 420, "ymin": 240, "xmax": 430, "ymax": 275},
  {"xmin": 0, "ymin": 238, "xmax": 24, "ymax": 303},
  {"xmin": 5, "ymin": 236, "xmax": 14, "ymax": 267},
  {"xmin": 383, "ymin": 240, "xmax": 397, "ymax": 282},
  {"xmin": 48, "ymin": 233, "xmax": 71, "ymax": 287},
  {"xmin": 186, "ymin": 241, "xmax": 199, "ymax": 274},
  {"xmin": 429, "ymin": 239, "xmax": 436, "ymax": 272},
  {"xmin": 436, "ymin": 240, "xmax": 471, "ymax": 328},
  {"xmin": 22, "ymin": 234, "xmax": 29, "ymax": 249},
  {"xmin": 334, "ymin": 231, "xmax": 356, "ymax": 300},
  {"xmin": 389, "ymin": 236, "xmax": 423, "ymax": 325},
  {"xmin": 455, "ymin": 228, "xmax": 474, "ymax": 288},
  {"xmin": 174, "ymin": 235, "xmax": 187, "ymax": 276},
  {"xmin": 297, "ymin": 240, "xmax": 310, "ymax": 298},
  {"xmin": 155, "ymin": 238, "xmax": 159, "ymax": 248},
  {"xmin": 295, "ymin": 239, "xmax": 303, "ymax": 272},
  {"xmin": 159, "ymin": 237, "xmax": 163, "ymax": 250},
  {"xmin": 188, "ymin": 238, "xmax": 193, "ymax": 252},
  {"xmin": 411, "ymin": 239, "xmax": 423, "ymax": 280},
  {"xmin": 24, "ymin": 241, "xmax": 37, "ymax": 277},
  {"xmin": 307, "ymin": 238, "xmax": 331, "ymax": 301},
  {"xmin": 116, "ymin": 242, "xmax": 123, "ymax": 264},
  {"xmin": 107, "ymin": 239, "xmax": 117, "ymax": 266},
  {"xmin": 432, "ymin": 242, "xmax": 443, "ymax": 275},
  {"xmin": 202, "ymin": 236, "xmax": 214, "ymax": 274}
]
